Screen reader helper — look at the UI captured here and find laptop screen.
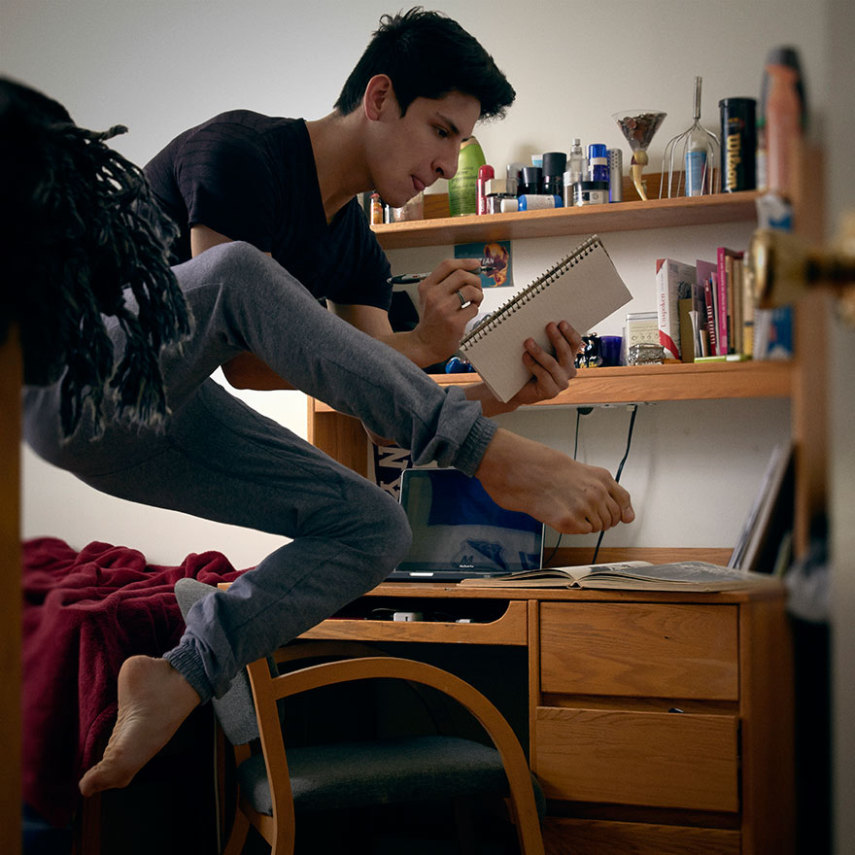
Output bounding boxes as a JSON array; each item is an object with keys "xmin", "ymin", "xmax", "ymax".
[{"xmin": 388, "ymin": 468, "xmax": 544, "ymax": 581}]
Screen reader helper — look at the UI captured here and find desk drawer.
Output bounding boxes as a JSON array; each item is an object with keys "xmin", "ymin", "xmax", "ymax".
[
  {"xmin": 540, "ymin": 603, "xmax": 739, "ymax": 700},
  {"xmin": 542, "ymin": 817, "xmax": 740, "ymax": 855},
  {"xmin": 534, "ymin": 706, "xmax": 739, "ymax": 812},
  {"xmin": 304, "ymin": 598, "xmax": 528, "ymax": 645}
]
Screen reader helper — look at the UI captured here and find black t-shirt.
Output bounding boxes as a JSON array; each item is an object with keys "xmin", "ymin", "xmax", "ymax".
[{"xmin": 144, "ymin": 111, "xmax": 392, "ymax": 310}]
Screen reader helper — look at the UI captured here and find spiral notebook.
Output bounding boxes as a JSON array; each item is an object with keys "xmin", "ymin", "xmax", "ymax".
[{"xmin": 458, "ymin": 235, "xmax": 632, "ymax": 401}]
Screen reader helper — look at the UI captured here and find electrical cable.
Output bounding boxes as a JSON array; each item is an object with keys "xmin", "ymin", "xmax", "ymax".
[
  {"xmin": 590, "ymin": 404, "xmax": 638, "ymax": 564},
  {"xmin": 543, "ymin": 407, "xmax": 586, "ymax": 565}
]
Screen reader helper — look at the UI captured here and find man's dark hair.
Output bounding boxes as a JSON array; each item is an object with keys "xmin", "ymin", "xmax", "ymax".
[
  {"xmin": 0, "ymin": 77, "xmax": 192, "ymax": 436},
  {"xmin": 334, "ymin": 8, "xmax": 515, "ymax": 120}
]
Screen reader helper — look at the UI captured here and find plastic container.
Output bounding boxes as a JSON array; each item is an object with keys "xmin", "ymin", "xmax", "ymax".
[
  {"xmin": 573, "ymin": 181, "xmax": 609, "ymax": 206},
  {"xmin": 519, "ymin": 166, "xmax": 544, "ymax": 196},
  {"xmin": 477, "ymin": 164, "xmax": 495, "ymax": 215},
  {"xmin": 542, "ymin": 152, "xmax": 567, "ymax": 197},
  {"xmin": 483, "ymin": 178, "xmax": 516, "ymax": 214},
  {"xmin": 448, "ymin": 137, "xmax": 486, "ymax": 216},
  {"xmin": 567, "ymin": 139, "xmax": 586, "ymax": 185},
  {"xmin": 505, "ymin": 162, "xmax": 526, "ymax": 196},
  {"xmin": 499, "ymin": 197, "xmax": 519, "ymax": 213},
  {"xmin": 369, "ymin": 192, "xmax": 383, "ymax": 225},
  {"xmin": 719, "ymin": 98, "xmax": 757, "ymax": 192},
  {"xmin": 517, "ymin": 194, "xmax": 563, "ymax": 211},
  {"xmin": 685, "ymin": 130, "xmax": 710, "ymax": 196},
  {"xmin": 587, "ymin": 144, "xmax": 609, "ymax": 183},
  {"xmin": 608, "ymin": 149, "xmax": 623, "ymax": 202}
]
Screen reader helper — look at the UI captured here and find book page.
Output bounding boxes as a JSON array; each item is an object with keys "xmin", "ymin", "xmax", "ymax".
[
  {"xmin": 459, "ymin": 561, "xmax": 651, "ymax": 588},
  {"xmin": 460, "ymin": 560, "xmax": 780, "ymax": 591},
  {"xmin": 577, "ymin": 561, "xmax": 781, "ymax": 591}
]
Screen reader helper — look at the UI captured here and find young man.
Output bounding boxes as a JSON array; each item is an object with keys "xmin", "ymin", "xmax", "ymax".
[
  {"xmin": 9, "ymin": 12, "xmax": 635, "ymax": 800},
  {"xmin": 144, "ymin": 8, "xmax": 579, "ymax": 412}
]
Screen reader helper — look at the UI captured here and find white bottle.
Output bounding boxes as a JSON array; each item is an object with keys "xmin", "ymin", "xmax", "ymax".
[
  {"xmin": 684, "ymin": 132, "xmax": 708, "ymax": 196},
  {"xmin": 567, "ymin": 138, "xmax": 586, "ymax": 185}
]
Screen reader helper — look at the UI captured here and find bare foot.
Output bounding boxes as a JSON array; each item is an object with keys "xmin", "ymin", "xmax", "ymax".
[
  {"xmin": 79, "ymin": 655, "xmax": 201, "ymax": 797},
  {"xmin": 476, "ymin": 428, "xmax": 635, "ymax": 534}
]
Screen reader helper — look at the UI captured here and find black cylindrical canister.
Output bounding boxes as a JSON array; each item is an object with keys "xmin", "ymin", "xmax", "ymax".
[
  {"xmin": 519, "ymin": 166, "xmax": 543, "ymax": 196},
  {"xmin": 719, "ymin": 97, "xmax": 757, "ymax": 192},
  {"xmin": 542, "ymin": 152, "xmax": 567, "ymax": 196}
]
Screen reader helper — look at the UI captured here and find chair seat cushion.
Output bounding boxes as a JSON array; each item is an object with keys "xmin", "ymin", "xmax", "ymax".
[{"xmin": 237, "ymin": 735, "xmax": 513, "ymax": 815}]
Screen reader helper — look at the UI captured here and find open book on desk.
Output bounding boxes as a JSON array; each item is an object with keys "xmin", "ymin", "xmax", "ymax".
[
  {"xmin": 459, "ymin": 560, "xmax": 781, "ymax": 592},
  {"xmin": 458, "ymin": 234, "xmax": 632, "ymax": 402}
]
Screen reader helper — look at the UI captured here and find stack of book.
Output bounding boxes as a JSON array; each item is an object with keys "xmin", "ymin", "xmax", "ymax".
[{"xmin": 656, "ymin": 249, "xmax": 754, "ymax": 362}]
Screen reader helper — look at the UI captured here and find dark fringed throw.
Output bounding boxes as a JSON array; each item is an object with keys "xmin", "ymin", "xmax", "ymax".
[{"xmin": 0, "ymin": 78, "xmax": 192, "ymax": 436}]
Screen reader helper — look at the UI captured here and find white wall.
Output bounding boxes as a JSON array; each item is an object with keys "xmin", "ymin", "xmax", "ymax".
[
  {"xmin": 390, "ymin": 221, "xmax": 793, "ymax": 555},
  {"xmin": 2, "ymin": 0, "xmax": 824, "ymax": 565}
]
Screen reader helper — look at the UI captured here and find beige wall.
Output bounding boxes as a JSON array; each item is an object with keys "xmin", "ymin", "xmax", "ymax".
[{"xmin": 1, "ymin": 0, "xmax": 825, "ymax": 564}]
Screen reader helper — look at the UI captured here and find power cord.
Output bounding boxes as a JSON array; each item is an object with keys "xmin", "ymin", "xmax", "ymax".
[
  {"xmin": 543, "ymin": 407, "xmax": 588, "ymax": 565},
  {"xmin": 591, "ymin": 404, "xmax": 638, "ymax": 563}
]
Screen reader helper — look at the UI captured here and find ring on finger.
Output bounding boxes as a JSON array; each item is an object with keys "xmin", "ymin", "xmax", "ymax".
[{"xmin": 456, "ymin": 290, "xmax": 467, "ymax": 308}]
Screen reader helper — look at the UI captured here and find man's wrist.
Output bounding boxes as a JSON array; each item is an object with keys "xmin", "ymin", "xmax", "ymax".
[
  {"xmin": 382, "ymin": 329, "xmax": 447, "ymax": 369},
  {"xmin": 463, "ymin": 382, "xmax": 517, "ymax": 417}
]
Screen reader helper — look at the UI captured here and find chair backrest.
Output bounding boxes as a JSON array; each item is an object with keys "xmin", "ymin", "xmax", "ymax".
[
  {"xmin": 173, "ymin": 578, "xmax": 261, "ymax": 745},
  {"xmin": 174, "ymin": 580, "xmax": 443, "ymax": 744}
]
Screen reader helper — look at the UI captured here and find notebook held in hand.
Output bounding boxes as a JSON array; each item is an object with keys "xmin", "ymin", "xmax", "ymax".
[{"xmin": 459, "ymin": 235, "xmax": 632, "ymax": 402}]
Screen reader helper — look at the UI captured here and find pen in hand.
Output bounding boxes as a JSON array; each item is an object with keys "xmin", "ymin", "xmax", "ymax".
[{"xmin": 387, "ymin": 263, "xmax": 496, "ymax": 285}]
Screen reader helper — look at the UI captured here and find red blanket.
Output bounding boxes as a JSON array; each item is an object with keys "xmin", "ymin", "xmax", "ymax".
[{"xmin": 21, "ymin": 537, "xmax": 244, "ymax": 828}]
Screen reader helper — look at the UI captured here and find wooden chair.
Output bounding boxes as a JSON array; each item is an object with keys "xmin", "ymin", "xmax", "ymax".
[{"xmin": 175, "ymin": 578, "xmax": 545, "ymax": 854}]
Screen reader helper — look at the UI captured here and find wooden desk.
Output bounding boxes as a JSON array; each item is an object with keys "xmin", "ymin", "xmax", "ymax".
[{"xmin": 301, "ymin": 581, "xmax": 794, "ymax": 855}]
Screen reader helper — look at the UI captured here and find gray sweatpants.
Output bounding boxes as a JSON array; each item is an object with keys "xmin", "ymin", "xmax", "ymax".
[{"xmin": 23, "ymin": 241, "xmax": 495, "ymax": 702}]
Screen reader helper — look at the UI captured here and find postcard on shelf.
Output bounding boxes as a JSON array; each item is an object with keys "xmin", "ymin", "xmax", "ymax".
[
  {"xmin": 459, "ymin": 560, "xmax": 780, "ymax": 591},
  {"xmin": 455, "ymin": 240, "xmax": 513, "ymax": 289}
]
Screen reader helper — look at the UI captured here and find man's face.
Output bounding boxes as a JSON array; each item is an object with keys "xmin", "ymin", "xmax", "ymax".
[{"xmin": 367, "ymin": 89, "xmax": 481, "ymax": 208}]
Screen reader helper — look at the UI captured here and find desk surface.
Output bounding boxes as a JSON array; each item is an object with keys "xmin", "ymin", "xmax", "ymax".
[{"xmin": 356, "ymin": 579, "xmax": 784, "ymax": 602}]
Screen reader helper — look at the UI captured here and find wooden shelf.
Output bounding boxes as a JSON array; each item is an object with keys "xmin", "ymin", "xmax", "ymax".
[
  {"xmin": 372, "ymin": 190, "xmax": 760, "ymax": 250},
  {"xmin": 311, "ymin": 361, "xmax": 792, "ymax": 415}
]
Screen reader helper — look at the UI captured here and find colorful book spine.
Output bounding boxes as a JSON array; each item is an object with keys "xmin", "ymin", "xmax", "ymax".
[
  {"xmin": 737, "ymin": 255, "xmax": 753, "ymax": 357},
  {"xmin": 696, "ymin": 258, "xmax": 718, "ymax": 358},
  {"xmin": 716, "ymin": 247, "xmax": 745, "ymax": 355},
  {"xmin": 655, "ymin": 258, "xmax": 696, "ymax": 361},
  {"xmin": 715, "ymin": 247, "xmax": 729, "ymax": 355},
  {"xmin": 703, "ymin": 277, "xmax": 718, "ymax": 355}
]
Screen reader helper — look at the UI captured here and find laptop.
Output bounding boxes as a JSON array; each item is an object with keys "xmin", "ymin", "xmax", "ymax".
[{"xmin": 387, "ymin": 468, "xmax": 544, "ymax": 582}]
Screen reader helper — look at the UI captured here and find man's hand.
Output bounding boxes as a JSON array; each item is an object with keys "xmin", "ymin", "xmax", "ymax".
[
  {"xmin": 467, "ymin": 321, "xmax": 584, "ymax": 417},
  {"xmin": 507, "ymin": 320, "xmax": 582, "ymax": 407},
  {"xmin": 407, "ymin": 258, "xmax": 485, "ymax": 366}
]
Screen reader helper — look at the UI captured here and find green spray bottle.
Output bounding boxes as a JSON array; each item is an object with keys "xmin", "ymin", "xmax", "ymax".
[{"xmin": 448, "ymin": 137, "xmax": 486, "ymax": 216}]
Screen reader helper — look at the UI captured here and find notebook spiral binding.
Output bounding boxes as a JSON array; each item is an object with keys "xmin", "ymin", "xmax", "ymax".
[{"xmin": 460, "ymin": 235, "xmax": 602, "ymax": 345}]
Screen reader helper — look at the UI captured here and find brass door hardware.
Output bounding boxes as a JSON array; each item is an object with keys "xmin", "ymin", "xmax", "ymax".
[{"xmin": 747, "ymin": 214, "xmax": 855, "ymax": 325}]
